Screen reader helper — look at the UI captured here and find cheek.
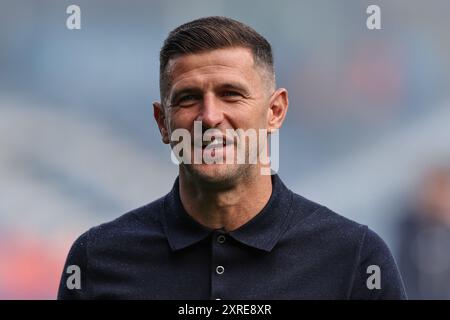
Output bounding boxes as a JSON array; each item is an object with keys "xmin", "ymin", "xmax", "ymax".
[
  {"xmin": 236, "ymin": 104, "xmax": 268, "ymax": 129},
  {"xmin": 168, "ymin": 108, "xmax": 198, "ymax": 130}
]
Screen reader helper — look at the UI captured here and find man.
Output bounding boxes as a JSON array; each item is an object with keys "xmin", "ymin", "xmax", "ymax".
[
  {"xmin": 58, "ymin": 16, "xmax": 406, "ymax": 299},
  {"xmin": 398, "ymin": 165, "xmax": 450, "ymax": 299}
]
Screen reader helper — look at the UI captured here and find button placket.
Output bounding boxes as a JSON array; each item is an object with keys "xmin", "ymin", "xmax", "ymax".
[
  {"xmin": 217, "ymin": 234, "xmax": 226, "ymax": 244},
  {"xmin": 216, "ymin": 265, "xmax": 225, "ymax": 274},
  {"xmin": 210, "ymin": 231, "xmax": 228, "ymax": 300}
]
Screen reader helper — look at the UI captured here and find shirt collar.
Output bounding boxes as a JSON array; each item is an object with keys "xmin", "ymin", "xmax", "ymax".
[{"xmin": 161, "ymin": 174, "xmax": 294, "ymax": 252}]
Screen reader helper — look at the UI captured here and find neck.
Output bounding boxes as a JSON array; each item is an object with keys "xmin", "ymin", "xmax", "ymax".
[{"xmin": 178, "ymin": 167, "xmax": 273, "ymax": 232}]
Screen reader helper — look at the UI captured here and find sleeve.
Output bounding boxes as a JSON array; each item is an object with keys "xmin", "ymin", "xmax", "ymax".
[
  {"xmin": 57, "ymin": 231, "xmax": 90, "ymax": 300},
  {"xmin": 348, "ymin": 226, "xmax": 407, "ymax": 300}
]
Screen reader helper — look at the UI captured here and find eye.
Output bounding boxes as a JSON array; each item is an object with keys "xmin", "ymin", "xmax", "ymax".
[
  {"xmin": 179, "ymin": 94, "xmax": 196, "ymax": 101},
  {"xmin": 177, "ymin": 94, "xmax": 199, "ymax": 106},
  {"xmin": 222, "ymin": 91, "xmax": 239, "ymax": 96},
  {"xmin": 221, "ymin": 91, "xmax": 242, "ymax": 99}
]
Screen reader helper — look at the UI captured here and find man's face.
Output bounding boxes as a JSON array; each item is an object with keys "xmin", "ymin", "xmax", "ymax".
[{"xmin": 154, "ymin": 47, "xmax": 286, "ymax": 185}]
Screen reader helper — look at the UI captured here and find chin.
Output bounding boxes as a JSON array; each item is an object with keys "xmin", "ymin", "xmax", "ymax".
[{"xmin": 182, "ymin": 163, "xmax": 248, "ymax": 188}]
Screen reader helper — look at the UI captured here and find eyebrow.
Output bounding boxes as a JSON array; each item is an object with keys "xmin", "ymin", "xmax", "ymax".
[
  {"xmin": 217, "ymin": 83, "xmax": 251, "ymax": 97},
  {"xmin": 169, "ymin": 82, "xmax": 251, "ymax": 104}
]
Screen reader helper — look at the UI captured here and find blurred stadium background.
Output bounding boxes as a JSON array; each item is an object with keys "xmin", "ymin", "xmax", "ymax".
[{"xmin": 1, "ymin": 0, "xmax": 450, "ymax": 299}]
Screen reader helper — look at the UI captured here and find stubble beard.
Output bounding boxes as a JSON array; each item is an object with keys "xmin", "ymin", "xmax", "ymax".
[{"xmin": 180, "ymin": 161, "xmax": 254, "ymax": 191}]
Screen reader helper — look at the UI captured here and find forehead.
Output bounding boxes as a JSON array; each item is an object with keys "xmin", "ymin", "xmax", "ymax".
[{"xmin": 166, "ymin": 47, "xmax": 259, "ymax": 90}]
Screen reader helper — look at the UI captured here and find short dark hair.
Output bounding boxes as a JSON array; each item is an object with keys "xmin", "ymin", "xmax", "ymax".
[{"xmin": 159, "ymin": 16, "xmax": 275, "ymax": 102}]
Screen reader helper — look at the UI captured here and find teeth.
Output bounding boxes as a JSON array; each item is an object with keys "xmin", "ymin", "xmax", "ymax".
[
  {"xmin": 210, "ymin": 140, "xmax": 222, "ymax": 146},
  {"xmin": 203, "ymin": 139, "xmax": 222, "ymax": 147}
]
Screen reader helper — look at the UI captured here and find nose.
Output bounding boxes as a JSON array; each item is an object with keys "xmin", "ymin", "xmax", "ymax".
[{"xmin": 196, "ymin": 93, "xmax": 224, "ymax": 129}]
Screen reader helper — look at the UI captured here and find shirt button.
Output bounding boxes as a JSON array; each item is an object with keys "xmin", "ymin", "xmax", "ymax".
[
  {"xmin": 216, "ymin": 265, "xmax": 225, "ymax": 275},
  {"xmin": 217, "ymin": 235, "xmax": 226, "ymax": 244}
]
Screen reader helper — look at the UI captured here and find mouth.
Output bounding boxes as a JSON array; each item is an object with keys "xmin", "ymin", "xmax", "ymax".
[
  {"xmin": 189, "ymin": 136, "xmax": 236, "ymax": 163},
  {"xmin": 202, "ymin": 139, "xmax": 226, "ymax": 149},
  {"xmin": 197, "ymin": 136, "xmax": 235, "ymax": 150}
]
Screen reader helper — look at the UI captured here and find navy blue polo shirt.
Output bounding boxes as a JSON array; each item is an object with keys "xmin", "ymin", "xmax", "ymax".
[{"xmin": 58, "ymin": 175, "xmax": 406, "ymax": 299}]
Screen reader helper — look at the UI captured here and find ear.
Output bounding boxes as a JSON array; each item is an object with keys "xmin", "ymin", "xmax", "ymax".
[
  {"xmin": 153, "ymin": 101, "xmax": 170, "ymax": 144},
  {"xmin": 267, "ymin": 88, "xmax": 289, "ymax": 132}
]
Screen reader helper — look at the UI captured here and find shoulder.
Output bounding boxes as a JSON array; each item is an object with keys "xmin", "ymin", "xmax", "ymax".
[
  {"xmin": 68, "ymin": 194, "xmax": 167, "ymax": 256},
  {"xmin": 288, "ymin": 193, "xmax": 406, "ymax": 299},
  {"xmin": 289, "ymin": 192, "xmax": 368, "ymax": 244},
  {"xmin": 90, "ymin": 195, "xmax": 165, "ymax": 240},
  {"xmin": 58, "ymin": 196, "xmax": 168, "ymax": 299},
  {"xmin": 349, "ymin": 225, "xmax": 407, "ymax": 299},
  {"xmin": 289, "ymin": 192, "xmax": 395, "ymax": 259},
  {"xmin": 58, "ymin": 196, "xmax": 167, "ymax": 299}
]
